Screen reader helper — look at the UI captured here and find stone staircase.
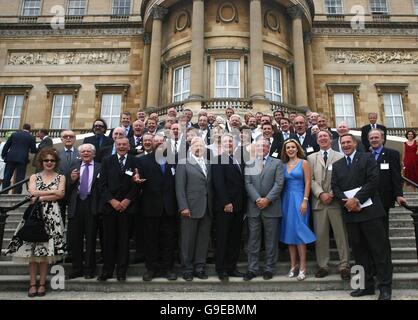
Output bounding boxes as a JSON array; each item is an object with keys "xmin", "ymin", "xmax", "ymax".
[{"xmin": 0, "ymin": 193, "xmax": 417, "ymax": 293}]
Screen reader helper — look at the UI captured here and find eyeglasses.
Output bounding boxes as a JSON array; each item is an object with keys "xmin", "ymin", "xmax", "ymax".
[
  {"xmin": 62, "ymin": 135, "xmax": 75, "ymax": 139},
  {"xmin": 43, "ymin": 159, "xmax": 56, "ymax": 163}
]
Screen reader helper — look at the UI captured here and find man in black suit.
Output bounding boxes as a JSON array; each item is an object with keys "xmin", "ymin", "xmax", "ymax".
[
  {"xmin": 368, "ymin": 129, "xmax": 406, "ymax": 235},
  {"xmin": 212, "ymin": 133, "xmax": 246, "ymax": 281},
  {"xmin": 98, "ymin": 137, "xmax": 138, "ymax": 282},
  {"xmin": 262, "ymin": 123, "xmax": 283, "ymax": 159},
  {"xmin": 278, "ymin": 118, "xmax": 294, "ymax": 141},
  {"xmin": 134, "ymin": 135, "xmax": 178, "ymax": 281},
  {"xmin": 32, "ymin": 129, "xmax": 54, "ymax": 170},
  {"xmin": 108, "ymin": 111, "xmax": 134, "ymax": 139},
  {"xmin": 99, "ymin": 127, "xmax": 125, "ymax": 161},
  {"xmin": 332, "ymin": 121, "xmax": 365, "ymax": 154},
  {"xmin": 361, "ymin": 112, "xmax": 387, "ymax": 152},
  {"xmin": 317, "ymin": 115, "xmax": 339, "ymax": 140},
  {"xmin": 331, "ymin": 134, "xmax": 393, "ymax": 300},
  {"xmin": 128, "ymin": 120, "xmax": 145, "ymax": 157},
  {"xmin": 1, "ymin": 123, "xmax": 37, "ymax": 193},
  {"xmin": 83, "ymin": 118, "xmax": 113, "ymax": 163},
  {"xmin": 197, "ymin": 115, "xmax": 211, "ymax": 145},
  {"xmin": 66, "ymin": 143, "xmax": 101, "ymax": 280},
  {"xmin": 293, "ymin": 115, "xmax": 319, "ymax": 157}
]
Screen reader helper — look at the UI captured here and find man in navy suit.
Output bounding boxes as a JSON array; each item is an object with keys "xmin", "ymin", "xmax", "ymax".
[
  {"xmin": 83, "ymin": 118, "xmax": 113, "ymax": 163},
  {"xmin": 1, "ymin": 123, "xmax": 37, "ymax": 193},
  {"xmin": 361, "ymin": 112, "xmax": 387, "ymax": 152},
  {"xmin": 293, "ymin": 115, "xmax": 319, "ymax": 158}
]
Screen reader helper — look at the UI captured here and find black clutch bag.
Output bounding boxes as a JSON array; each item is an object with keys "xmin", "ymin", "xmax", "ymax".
[{"xmin": 16, "ymin": 198, "xmax": 49, "ymax": 243}]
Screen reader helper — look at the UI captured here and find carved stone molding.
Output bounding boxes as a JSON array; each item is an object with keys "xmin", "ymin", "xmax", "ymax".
[
  {"xmin": 8, "ymin": 49, "xmax": 130, "ymax": 66},
  {"xmin": 174, "ymin": 10, "xmax": 191, "ymax": 33},
  {"xmin": 0, "ymin": 28, "xmax": 143, "ymax": 38},
  {"xmin": 313, "ymin": 27, "xmax": 418, "ymax": 36},
  {"xmin": 0, "ymin": 85, "xmax": 33, "ymax": 99},
  {"xmin": 216, "ymin": 2, "xmax": 239, "ymax": 24},
  {"xmin": 287, "ymin": 4, "xmax": 304, "ymax": 19},
  {"xmin": 143, "ymin": 32, "xmax": 151, "ymax": 45},
  {"xmin": 326, "ymin": 83, "xmax": 361, "ymax": 103},
  {"xmin": 95, "ymin": 84, "xmax": 131, "ymax": 98},
  {"xmin": 45, "ymin": 84, "xmax": 82, "ymax": 98},
  {"xmin": 327, "ymin": 49, "xmax": 418, "ymax": 65},
  {"xmin": 375, "ymin": 83, "xmax": 409, "ymax": 98},
  {"xmin": 264, "ymin": 10, "xmax": 280, "ymax": 32},
  {"xmin": 151, "ymin": 5, "xmax": 168, "ymax": 21}
]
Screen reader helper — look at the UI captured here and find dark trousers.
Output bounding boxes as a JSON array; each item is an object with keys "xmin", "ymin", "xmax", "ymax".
[
  {"xmin": 129, "ymin": 212, "xmax": 145, "ymax": 261},
  {"xmin": 383, "ymin": 207, "xmax": 391, "ymax": 239},
  {"xmin": 215, "ymin": 210, "xmax": 243, "ymax": 273},
  {"xmin": 143, "ymin": 215, "xmax": 177, "ymax": 272},
  {"xmin": 346, "ymin": 218, "xmax": 393, "ymax": 291},
  {"xmin": 68, "ymin": 196, "xmax": 97, "ymax": 275},
  {"xmin": 2, "ymin": 161, "xmax": 26, "ymax": 194},
  {"xmin": 102, "ymin": 207, "xmax": 130, "ymax": 277}
]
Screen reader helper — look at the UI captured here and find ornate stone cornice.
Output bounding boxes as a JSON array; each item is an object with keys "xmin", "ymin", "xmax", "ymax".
[
  {"xmin": 327, "ymin": 49, "xmax": 418, "ymax": 65},
  {"xmin": 0, "ymin": 27, "xmax": 143, "ymax": 38},
  {"xmin": 313, "ymin": 26, "xmax": 418, "ymax": 36},
  {"xmin": 143, "ymin": 32, "xmax": 151, "ymax": 44},
  {"xmin": 304, "ymin": 32, "xmax": 313, "ymax": 44},
  {"xmin": 287, "ymin": 4, "xmax": 304, "ymax": 19},
  {"xmin": 151, "ymin": 6, "xmax": 168, "ymax": 21}
]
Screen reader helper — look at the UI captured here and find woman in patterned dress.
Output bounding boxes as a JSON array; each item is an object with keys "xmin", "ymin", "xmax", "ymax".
[{"xmin": 6, "ymin": 148, "xmax": 66, "ymax": 297}]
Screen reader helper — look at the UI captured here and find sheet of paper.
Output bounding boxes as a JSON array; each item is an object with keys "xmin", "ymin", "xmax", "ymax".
[{"xmin": 343, "ymin": 187, "xmax": 373, "ymax": 208}]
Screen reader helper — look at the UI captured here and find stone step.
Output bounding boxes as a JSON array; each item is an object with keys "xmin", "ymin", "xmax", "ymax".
[
  {"xmin": 390, "ymin": 228, "xmax": 416, "ymax": 237},
  {"xmin": 1, "ymin": 273, "xmax": 418, "ymax": 292},
  {"xmin": 0, "ymin": 259, "xmax": 417, "ymax": 276}
]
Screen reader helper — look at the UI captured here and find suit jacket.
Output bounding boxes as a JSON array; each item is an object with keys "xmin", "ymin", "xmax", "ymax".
[
  {"xmin": 136, "ymin": 153, "xmax": 178, "ymax": 217},
  {"xmin": 331, "ymin": 151, "xmax": 386, "ymax": 223},
  {"xmin": 57, "ymin": 148, "xmax": 80, "ymax": 177},
  {"xmin": 244, "ymin": 156, "xmax": 284, "ymax": 218},
  {"xmin": 269, "ymin": 133, "xmax": 284, "ymax": 159},
  {"xmin": 99, "ymin": 144, "xmax": 114, "ymax": 162},
  {"xmin": 37, "ymin": 136, "xmax": 53, "ymax": 151},
  {"xmin": 331, "ymin": 138, "xmax": 365, "ymax": 154},
  {"xmin": 175, "ymin": 156, "xmax": 213, "ymax": 219},
  {"xmin": 109, "ymin": 126, "xmax": 134, "ymax": 139},
  {"xmin": 294, "ymin": 133, "xmax": 319, "ymax": 157},
  {"xmin": 67, "ymin": 160, "xmax": 101, "ymax": 218},
  {"xmin": 375, "ymin": 147, "xmax": 403, "ymax": 209},
  {"xmin": 361, "ymin": 124, "xmax": 387, "ymax": 151},
  {"xmin": 308, "ymin": 149, "xmax": 344, "ymax": 210},
  {"xmin": 211, "ymin": 152, "xmax": 246, "ymax": 213},
  {"xmin": 128, "ymin": 135, "xmax": 143, "ymax": 157},
  {"xmin": 83, "ymin": 134, "xmax": 113, "ymax": 163},
  {"xmin": 1, "ymin": 130, "xmax": 37, "ymax": 164},
  {"xmin": 99, "ymin": 153, "xmax": 138, "ymax": 214}
]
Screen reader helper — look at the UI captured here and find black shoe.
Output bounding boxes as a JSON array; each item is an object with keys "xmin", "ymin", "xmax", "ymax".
[
  {"xmin": 243, "ymin": 271, "xmax": 257, "ymax": 281},
  {"xmin": 163, "ymin": 271, "xmax": 178, "ymax": 281},
  {"xmin": 218, "ymin": 271, "xmax": 229, "ymax": 282},
  {"xmin": 117, "ymin": 275, "xmax": 126, "ymax": 282},
  {"xmin": 194, "ymin": 271, "xmax": 208, "ymax": 280},
  {"xmin": 350, "ymin": 287, "xmax": 375, "ymax": 297},
  {"xmin": 263, "ymin": 271, "xmax": 273, "ymax": 280},
  {"xmin": 378, "ymin": 289, "xmax": 392, "ymax": 300},
  {"xmin": 228, "ymin": 270, "xmax": 244, "ymax": 277},
  {"xmin": 67, "ymin": 271, "xmax": 83, "ymax": 280},
  {"xmin": 340, "ymin": 268, "xmax": 351, "ymax": 281},
  {"xmin": 97, "ymin": 273, "xmax": 113, "ymax": 282},
  {"xmin": 142, "ymin": 270, "xmax": 155, "ymax": 282},
  {"xmin": 183, "ymin": 272, "xmax": 193, "ymax": 281},
  {"xmin": 315, "ymin": 268, "xmax": 329, "ymax": 278},
  {"xmin": 84, "ymin": 273, "xmax": 96, "ymax": 280}
]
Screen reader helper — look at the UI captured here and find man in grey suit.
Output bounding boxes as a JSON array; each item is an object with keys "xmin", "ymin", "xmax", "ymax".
[
  {"xmin": 244, "ymin": 137, "xmax": 284, "ymax": 281},
  {"xmin": 176, "ymin": 137, "xmax": 213, "ymax": 281},
  {"xmin": 57, "ymin": 130, "xmax": 80, "ymax": 177}
]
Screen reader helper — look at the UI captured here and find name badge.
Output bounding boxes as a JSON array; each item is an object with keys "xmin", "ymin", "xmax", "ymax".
[
  {"xmin": 96, "ymin": 173, "xmax": 100, "ymax": 178},
  {"xmin": 306, "ymin": 147, "xmax": 314, "ymax": 153},
  {"xmin": 125, "ymin": 170, "xmax": 133, "ymax": 176},
  {"xmin": 171, "ymin": 167, "xmax": 176, "ymax": 176},
  {"xmin": 381, "ymin": 163, "xmax": 390, "ymax": 170},
  {"xmin": 328, "ymin": 165, "xmax": 333, "ymax": 171},
  {"xmin": 136, "ymin": 145, "xmax": 143, "ymax": 150},
  {"xmin": 272, "ymin": 152, "xmax": 279, "ymax": 158}
]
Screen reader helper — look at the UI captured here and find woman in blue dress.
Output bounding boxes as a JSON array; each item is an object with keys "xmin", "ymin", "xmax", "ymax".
[{"xmin": 280, "ymin": 139, "xmax": 316, "ymax": 280}]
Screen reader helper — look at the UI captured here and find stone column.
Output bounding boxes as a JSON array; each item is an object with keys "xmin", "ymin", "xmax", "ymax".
[
  {"xmin": 287, "ymin": 4, "xmax": 308, "ymax": 107},
  {"xmin": 146, "ymin": 6, "xmax": 168, "ymax": 109},
  {"xmin": 140, "ymin": 32, "xmax": 151, "ymax": 109},
  {"xmin": 189, "ymin": 0, "xmax": 205, "ymax": 100},
  {"xmin": 249, "ymin": 0, "xmax": 265, "ymax": 100},
  {"xmin": 304, "ymin": 31, "xmax": 316, "ymax": 111}
]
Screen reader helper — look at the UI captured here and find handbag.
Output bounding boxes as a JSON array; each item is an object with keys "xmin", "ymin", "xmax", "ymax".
[{"xmin": 16, "ymin": 198, "xmax": 49, "ymax": 243}]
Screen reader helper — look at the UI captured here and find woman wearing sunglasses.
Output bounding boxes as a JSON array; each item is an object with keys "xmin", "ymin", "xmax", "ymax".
[{"xmin": 6, "ymin": 148, "xmax": 66, "ymax": 297}]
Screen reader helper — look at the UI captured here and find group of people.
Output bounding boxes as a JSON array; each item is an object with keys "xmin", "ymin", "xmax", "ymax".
[{"xmin": 1, "ymin": 107, "xmax": 414, "ymax": 300}]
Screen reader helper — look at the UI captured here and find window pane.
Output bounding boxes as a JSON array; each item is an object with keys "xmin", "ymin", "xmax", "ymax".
[
  {"xmin": 228, "ymin": 61, "xmax": 239, "ymax": 87},
  {"xmin": 61, "ymin": 118, "xmax": 70, "ymax": 129},
  {"xmin": 394, "ymin": 117, "xmax": 405, "ymax": 128},
  {"xmin": 2, "ymin": 119, "xmax": 11, "ymax": 129},
  {"xmin": 216, "ymin": 61, "xmax": 227, "ymax": 87},
  {"xmin": 215, "ymin": 89, "xmax": 226, "ymax": 98},
  {"xmin": 101, "ymin": 94, "xmax": 112, "ymax": 116},
  {"xmin": 22, "ymin": 0, "xmax": 41, "ymax": 16},
  {"xmin": 229, "ymin": 89, "xmax": 239, "ymax": 98}
]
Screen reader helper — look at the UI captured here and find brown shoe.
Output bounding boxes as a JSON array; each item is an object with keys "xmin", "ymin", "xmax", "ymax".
[
  {"xmin": 340, "ymin": 268, "xmax": 351, "ymax": 281},
  {"xmin": 315, "ymin": 268, "xmax": 329, "ymax": 278}
]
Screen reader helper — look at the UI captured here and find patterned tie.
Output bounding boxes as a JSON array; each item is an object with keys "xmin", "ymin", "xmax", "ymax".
[
  {"xmin": 323, "ymin": 151, "xmax": 328, "ymax": 164},
  {"xmin": 66, "ymin": 149, "xmax": 72, "ymax": 165},
  {"xmin": 79, "ymin": 163, "xmax": 90, "ymax": 200},
  {"xmin": 119, "ymin": 156, "xmax": 125, "ymax": 171},
  {"xmin": 136, "ymin": 136, "xmax": 141, "ymax": 146},
  {"xmin": 373, "ymin": 150, "xmax": 379, "ymax": 160}
]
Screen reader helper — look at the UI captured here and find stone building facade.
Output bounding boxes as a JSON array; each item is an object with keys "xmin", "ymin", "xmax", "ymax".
[{"xmin": 0, "ymin": 0, "xmax": 417, "ymax": 131}]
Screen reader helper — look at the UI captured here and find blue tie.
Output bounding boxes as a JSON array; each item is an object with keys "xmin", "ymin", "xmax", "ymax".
[
  {"xmin": 160, "ymin": 163, "xmax": 166, "ymax": 175},
  {"xmin": 346, "ymin": 156, "xmax": 352, "ymax": 167},
  {"xmin": 373, "ymin": 151, "xmax": 379, "ymax": 160}
]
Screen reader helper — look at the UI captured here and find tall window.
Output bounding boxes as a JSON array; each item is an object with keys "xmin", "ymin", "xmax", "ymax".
[
  {"xmin": 215, "ymin": 60, "xmax": 240, "ymax": 98},
  {"xmin": 325, "ymin": 0, "xmax": 343, "ymax": 14},
  {"xmin": 334, "ymin": 93, "xmax": 356, "ymax": 128},
  {"xmin": 264, "ymin": 65, "xmax": 282, "ymax": 102},
  {"xmin": 414, "ymin": 0, "xmax": 418, "ymax": 14},
  {"xmin": 112, "ymin": 0, "xmax": 131, "ymax": 15},
  {"xmin": 173, "ymin": 65, "xmax": 190, "ymax": 103},
  {"xmin": 370, "ymin": 0, "xmax": 388, "ymax": 14},
  {"xmin": 50, "ymin": 95, "xmax": 72, "ymax": 129},
  {"xmin": 67, "ymin": 0, "xmax": 86, "ymax": 16},
  {"xmin": 383, "ymin": 93, "xmax": 405, "ymax": 128},
  {"xmin": 1, "ymin": 95, "xmax": 24, "ymax": 130},
  {"xmin": 21, "ymin": 0, "xmax": 41, "ymax": 16},
  {"xmin": 101, "ymin": 94, "xmax": 122, "ymax": 129}
]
